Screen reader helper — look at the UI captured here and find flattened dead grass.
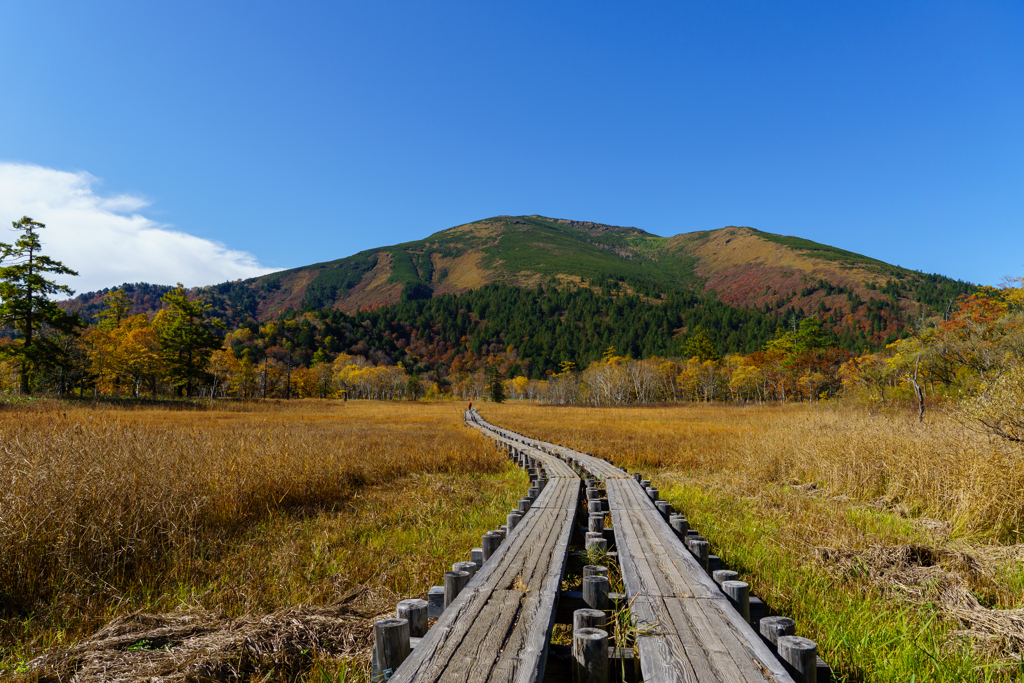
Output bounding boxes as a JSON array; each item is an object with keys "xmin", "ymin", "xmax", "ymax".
[{"xmin": 29, "ymin": 587, "xmax": 389, "ymax": 683}]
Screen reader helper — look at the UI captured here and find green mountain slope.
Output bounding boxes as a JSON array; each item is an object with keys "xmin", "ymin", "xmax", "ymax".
[{"xmin": 71, "ymin": 215, "xmax": 976, "ymax": 352}]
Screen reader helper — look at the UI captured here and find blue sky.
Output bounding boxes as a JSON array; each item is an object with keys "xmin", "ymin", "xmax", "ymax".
[{"xmin": 0, "ymin": 1, "xmax": 1021, "ymax": 291}]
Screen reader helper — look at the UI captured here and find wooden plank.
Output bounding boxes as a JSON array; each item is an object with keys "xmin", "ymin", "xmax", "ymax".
[
  {"xmin": 390, "ymin": 414, "xmax": 578, "ymax": 683},
  {"xmin": 633, "ymin": 596, "xmax": 791, "ymax": 682},
  {"xmin": 493, "ymin": 419, "xmax": 795, "ymax": 683},
  {"xmin": 611, "ymin": 507, "xmax": 720, "ymax": 600}
]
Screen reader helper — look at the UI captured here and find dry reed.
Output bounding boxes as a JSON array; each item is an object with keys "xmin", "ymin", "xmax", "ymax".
[
  {"xmin": 483, "ymin": 401, "xmax": 1024, "ymax": 675},
  {"xmin": 0, "ymin": 399, "xmax": 516, "ymax": 679},
  {"xmin": 486, "ymin": 402, "xmax": 1024, "ymax": 541}
]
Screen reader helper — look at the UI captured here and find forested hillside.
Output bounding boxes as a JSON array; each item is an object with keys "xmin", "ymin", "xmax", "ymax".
[
  {"xmin": 42, "ymin": 213, "xmax": 984, "ymax": 402},
  {"xmin": 68, "ymin": 216, "xmax": 976, "ymax": 352},
  {"xmin": 228, "ymin": 283, "xmax": 789, "ymax": 379}
]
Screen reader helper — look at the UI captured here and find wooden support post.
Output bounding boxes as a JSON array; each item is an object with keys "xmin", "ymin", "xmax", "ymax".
[
  {"xmin": 572, "ymin": 627, "xmax": 610, "ymax": 683},
  {"xmin": 586, "ymin": 487, "xmax": 600, "ymax": 500},
  {"xmin": 583, "ymin": 575, "xmax": 610, "ymax": 610},
  {"xmin": 722, "ymin": 580, "xmax": 750, "ymax": 621},
  {"xmin": 396, "ymin": 599, "xmax": 428, "ymax": 638},
  {"xmin": 444, "ymin": 570, "xmax": 471, "ymax": 608},
  {"xmin": 645, "ymin": 486, "xmax": 659, "ymax": 501},
  {"xmin": 750, "ymin": 596, "xmax": 766, "ymax": 627},
  {"xmin": 482, "ymin": 532, "xmax": 502, "ymax": 562},
  {"xmin": 583, "ymin": 565, "xmax": 608, "ymax": 579},
  {"xmin": 427, "ymin": 586, "xmax": 444, "ymax": 618},
  {"xmin": 759, "ymin": 616, "xmax": 796, "ymax": 647},
  {"xmin": 712, "ymin": 569, "xmax": 739, "ymax": 586},
  {"xmin": 689, "ymin": 539, "xmax": 709, "ymax": 570},
  {"xmin": 507, "ymin": 510, "xmax": 523, "ymax": 531},
  {"xmin": 471, "ymin": 548, "xmax": 483, "ymax": 568},
  {"xmin": 632, "ymin": 473, "xmax": 642, "ymax": 483},
  {"xmin": 453, "ymin": 560, "xmax": 477, "ymax": 578},
  {"xmin": 655, "ymin": 499, "xmax": 671, "ymax": 518},
  {"xmin": 518, "ymin": 498, "xmax": 530, "ymax": 514},
  {"xmin": 574, "ymin": 608, "xmax": 606, "ymax": 632},
  {"xmin": 588, "ymin": 513, "xmax": 605, "ymax": 533},
  {"xmin": 639, "ymin": 479, "xmax": 651, "ymax": 489},
  {"xmin": 585, "ymin": 535, "xmax": 608, "ymax": 554},
  {"xmin": 373, "ymin": 618, "xmax": 410, "ymax": 680},
  {"xmin": 778, "ymin": 636, "xmax": 818, "ymax": 683},
  {"xmin": 670, "ymin": 514, "xmax": 689, "ymax": 537}
]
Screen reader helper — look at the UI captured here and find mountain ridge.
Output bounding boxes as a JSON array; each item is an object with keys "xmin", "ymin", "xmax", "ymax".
[{"xmin": 68, "ymin": 215, "xmax": 976, "ymax": 349}]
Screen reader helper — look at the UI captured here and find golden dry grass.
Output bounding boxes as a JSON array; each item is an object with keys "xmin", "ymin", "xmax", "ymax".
[
  {"xmin": 485, "ymin": 402, "xmax": 1024, "ymax": 540},
  {"xmin": 0, "ymin": 399, "xmax": 524, "ymax": 680},
  {"xmin": 482, "ymin": 401, "xmax": 1024, "ymax": 681}
]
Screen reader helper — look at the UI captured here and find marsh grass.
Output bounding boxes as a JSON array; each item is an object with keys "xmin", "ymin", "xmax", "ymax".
[
  {"xmin": 0, "ymin": 400, "xmax": 525, "ymax": 680},
  {"xmin": 483, "ymin": 402, "xmax": 1024, "ymax": 682}
]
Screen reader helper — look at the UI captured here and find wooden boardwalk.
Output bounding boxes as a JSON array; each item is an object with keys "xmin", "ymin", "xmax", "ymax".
[
  {"xmin": 469, "ymin": 413, "xmax": 796, "ymax": 683},
  {"xmin": 388, "ymin": 412, "xmax": 579, "ymax": 683}
]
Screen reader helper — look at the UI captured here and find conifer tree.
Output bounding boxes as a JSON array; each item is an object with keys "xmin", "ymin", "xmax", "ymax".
[
  {"xmin": 96, "ymin": 288, "xmax": 133, "ymax": 330},
  {"xmin": 157, "ymin": 284, "xmax": 225, "ymax": 397},
  {"xmin": 0, "ymin": 217, "xmax": 81, "ymax": 394},
  {"xmin": 486, "ymin": 364, "xmax": 505, "ymax": 403}
]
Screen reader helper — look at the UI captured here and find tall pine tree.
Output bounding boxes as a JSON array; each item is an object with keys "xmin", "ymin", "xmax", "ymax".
[
  {"xmin": 0, "ymin": 217, "xmax": 81, "ymax": 394},
  {"xmin": 157, "ymin": 284, "xmax": 225, "ymax": 397}
]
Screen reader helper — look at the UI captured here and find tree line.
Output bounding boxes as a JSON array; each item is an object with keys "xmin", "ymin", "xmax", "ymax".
[{"xmin": 4, "ymin": 214, "xmax": 1021, "ymax": 448}]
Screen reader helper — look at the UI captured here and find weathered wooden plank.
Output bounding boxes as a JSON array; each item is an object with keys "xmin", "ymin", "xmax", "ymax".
[
  {"xmin": 503, "ymin": 419, "xmax": 796, "ymax": 683},
  {"xmin": 611, "ymin": 507, "xmax": 721, "ymax": 600},
  {"xmin": 632, "ymin": 596, "xmax": 792, "ymax": 682},
  {"xmin": 392, "ymin": 501, "xmax": 575, "ymax": 682},
  {"xmin": 389, "ymin": 413, "xmax": 578, "ymax": 683}
]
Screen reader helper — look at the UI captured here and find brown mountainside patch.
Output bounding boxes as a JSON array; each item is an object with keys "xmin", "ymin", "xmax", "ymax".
[
  {"xmin": 668, "ymin": 227, "xmax": 917, "ymax": 333},
  {"xmin": 335, "ymin": 251, "xmax": 403, "ymax": 314},
  {"xmin": 255, "ymin": 268, "xmax": 320, "ymax": 320},
  {"xmin": 671, "ymin": 227, "xmax": 881, "ymax": 303},
  {"xmin": 430, "ymin": 250, "xmax": 494, "ymax": 297}
]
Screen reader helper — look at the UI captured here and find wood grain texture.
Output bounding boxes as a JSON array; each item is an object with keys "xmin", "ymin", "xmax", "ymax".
[
  {"xmin": 389, "ymin": 412, "xmax": 578, "ymax": 683},
  {"xmin": 482, "ymin": 413, "xmax": 796, "ymax": 683}
]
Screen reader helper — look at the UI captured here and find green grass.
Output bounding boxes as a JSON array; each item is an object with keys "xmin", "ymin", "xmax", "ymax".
[{"xmin": 663, "ymin": 482, "xmax": 1012, "ymax": 682}]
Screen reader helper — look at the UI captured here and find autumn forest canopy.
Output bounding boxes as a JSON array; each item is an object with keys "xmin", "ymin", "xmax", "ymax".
[{"xmin": 5, "ymin": 214, "xmax": 1023, "ymax": 443}]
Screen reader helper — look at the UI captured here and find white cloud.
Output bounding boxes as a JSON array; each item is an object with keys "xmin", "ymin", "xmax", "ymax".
[{"xmin": 0, "ymin": 162, "xmax": 280, "ymax": 294}]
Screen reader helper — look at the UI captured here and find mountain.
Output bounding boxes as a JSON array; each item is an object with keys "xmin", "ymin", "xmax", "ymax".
[
  {"xmin": 70, "ymin": 215, "xmax": 975, "ymax": 350},
  {"xmin": 240, "ymin": 215, "xmax": 695, "ymax": 318}
]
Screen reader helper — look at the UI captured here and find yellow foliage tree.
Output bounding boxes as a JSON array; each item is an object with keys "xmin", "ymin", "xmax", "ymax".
[{"xmin": 511, "ymin": 375, "xmax": 530, "ymax": 402}]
